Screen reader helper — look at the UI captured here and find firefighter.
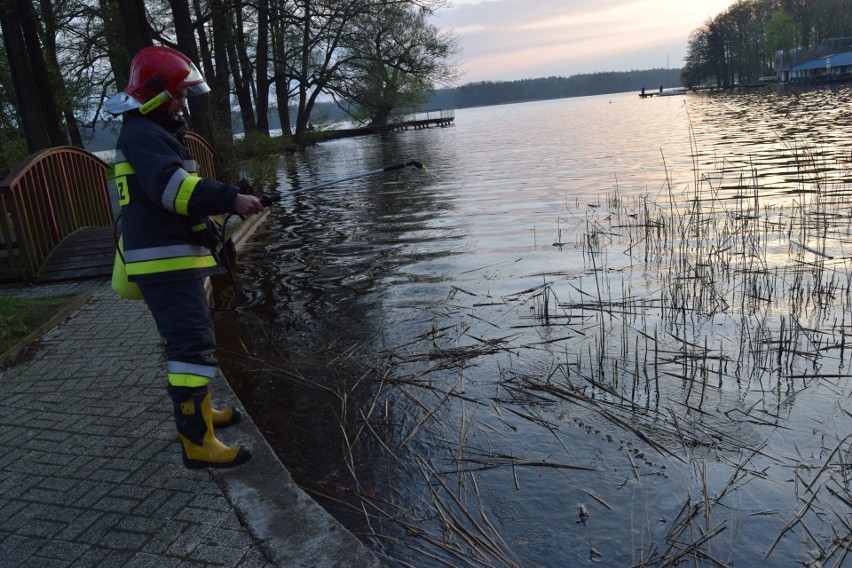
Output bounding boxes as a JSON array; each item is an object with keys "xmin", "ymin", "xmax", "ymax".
[{"xmin": 104, "ymin": 46, "xmax": 265, "ymax": 469}]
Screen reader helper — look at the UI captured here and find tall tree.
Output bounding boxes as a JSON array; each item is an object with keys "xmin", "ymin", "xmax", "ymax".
[
  {"xmin": 118, "ymin": 0, "xmax": 153, "ymax": 55},
  {"xmin": 270, "ymin": 0, "xmax": 295, "ymax": 136},
  {"xmin": 765, "ymin": 10, "xmax": 798, "ymax": 58},
  {"xmin": 100, "ymin": 0, "xmax": 152, "ymax": 91},
  {"xmin": 289, "ymin": 0, "xmax": 368, "ymax": 142},
  {"xmin": 208, "ymin": 0, "xmax": 235, "ymax": 150},
  {"xmin": 0, "ymin": 0, "xmax": 64, "ymax": 152},
  {"xmin": 227, "ymin": 4, "xmax": 257, "ymax": 134},
  {"xmin": 338, "ymin": 4, "xmax": 459, "ymax": 126},
  {"xmin": 254, "ymin": 0, "xmax": 271, "ymax": 135},
  {"xmin": 168, "ymin": 0, "xmax": 213, "ymax": 140},
  {"xmin": 37, "ymin": 0, "xmax": 84, "ymax": 147}
]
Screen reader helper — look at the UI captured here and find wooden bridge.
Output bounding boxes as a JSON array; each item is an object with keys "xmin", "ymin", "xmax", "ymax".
[{"xmin": 0, "ymin": 133, "xmax": 214, "ymax": 284}]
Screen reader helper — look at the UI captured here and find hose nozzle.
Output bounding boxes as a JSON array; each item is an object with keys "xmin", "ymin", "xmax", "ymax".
[{"xmin": 406, "ymin": 160, "xmax": 427, "ymax": 171}]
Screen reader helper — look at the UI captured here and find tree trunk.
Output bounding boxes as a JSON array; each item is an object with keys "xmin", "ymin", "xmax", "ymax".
[
  {"xmin": 99, "ymin": 0, "xmax": 131, "ymax": 92},
  {"xmin": 294, "ymin": 0, "xmax": 312, "ymax": 143},
  {"xmin": 118, "ymin": 0, "xmax": 153, "ymax": 56},
  {"xmin": 371, "ymin": 104, "xmax": 392, "ymax": 127},
  {"xmin": 0, "ymin": 0, "xmax": 64, "ymax": 151},
  {"xmin": 0, "ymin": 0, "xmax": 50, "ymax": 151},
  {"xmin": 169, "ymin": 0, "xmax": 212, "ymax": 141},
  {"xmin": 18, "ymin": 0, "xmax": 65, "ymax": 146},
  {"xmin": 209, "ymin": 0, "xmax": 234, "ymax": 152},
  {"xmin": 271, "ymin": 0, "xmax": 291, "ymax": 136},
  {"xmin": 99, "ymin": 0, "xmax": 151, "ymax": 91},
  {"xmin": 255, "ymin": 0, "xmax": 270, "ymax": 135},
  {"xmin": 228, "ymin": 6, "xmax": 256, "ymax": 135},
  {"xmin": 38, "ymin": 0, "xmax": 84, "ymax": 147}
]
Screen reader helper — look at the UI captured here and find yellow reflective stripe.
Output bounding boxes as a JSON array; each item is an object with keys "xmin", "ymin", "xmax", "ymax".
[
  {"xmin": 114, "ymin": 162, "xmax": 135, "ymax": 176},
  {"xmin": 125, "ymin": 254, "xmax": 217, "ymax": 276},
  {"xmin": 168, "ymin": 373, "xmax": 211, "ymax": 387},
  {"xmin": 191, "ymin": 222, "xmax": 206, "ymax": 232},
  {"xmin": 162, "ymin": 169, "xmax": 202, "ymax": 216},
  {"xmin": 174, "ymin": 175, "xmax": 202, "ymax": 216},
  {"xmin": 163, "ymin": 169, "xmax": 189, "ymax": 212}
]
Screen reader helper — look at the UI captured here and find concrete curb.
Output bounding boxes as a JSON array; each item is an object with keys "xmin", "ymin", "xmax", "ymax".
[{"xmin": 209, "ymin": 375, "xmax": 382, "ymax": 568}]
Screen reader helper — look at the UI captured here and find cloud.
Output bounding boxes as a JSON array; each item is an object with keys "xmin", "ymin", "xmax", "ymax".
[
  {"xmin": 452, "ymin": 24, "xmax": 488, "ymax": 35},
  {"xmin": 432, "ymin": 0, "xmax": 735, "ymax": 82}
]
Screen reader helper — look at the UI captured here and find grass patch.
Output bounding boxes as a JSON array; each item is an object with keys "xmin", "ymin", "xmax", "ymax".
[{"xmin": 0, "ymin": 294, "xmax": 77, "ymax": 355}]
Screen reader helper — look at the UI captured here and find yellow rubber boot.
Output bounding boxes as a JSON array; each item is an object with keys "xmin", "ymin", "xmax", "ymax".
[
  {"xmin": 211, "ymin": 404, "xmax": 240, "ymax": 428},
  {"xmin": 168, "ymin": 385, "xmax": 251, "ymax": 469}
]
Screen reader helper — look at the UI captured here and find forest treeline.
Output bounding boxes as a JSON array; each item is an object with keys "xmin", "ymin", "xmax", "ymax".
[
  {"xmin": 424, "ymin": 69, "xmax": 683, "ymax": 109},
  {"xmin": 0, "ymin": 0, "xmax": 459, "ymax": 176},
  {"xmin": 682, "ymin": 0, "xmax": 852, "ymax": 87}
]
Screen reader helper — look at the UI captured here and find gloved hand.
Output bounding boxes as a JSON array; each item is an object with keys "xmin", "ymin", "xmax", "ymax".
[
  {"xmin": 194, "ymin": 217, "xmax": 224, "ymax": 251},
  {"xmin": 233, "ymin": 178, "xmax": 270, "ymax": 213}
]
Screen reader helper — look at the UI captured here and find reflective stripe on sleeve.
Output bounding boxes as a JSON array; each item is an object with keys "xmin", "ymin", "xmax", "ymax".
[
  {"xmin": 162, "ymin": 169, "xmax": 189, "ymax": 213},
  {"xmin": 162, "ymin": 169, "xmax": 202, "ymax": 216},
  {"xmin": 114, "ymin": 161, "xmax": 135, "ymax": 176}
]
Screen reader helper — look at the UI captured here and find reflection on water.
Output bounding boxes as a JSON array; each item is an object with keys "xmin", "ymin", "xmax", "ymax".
[{"xmin": 215, "ymin": 88, "xmax": 852, "ymax": 567}]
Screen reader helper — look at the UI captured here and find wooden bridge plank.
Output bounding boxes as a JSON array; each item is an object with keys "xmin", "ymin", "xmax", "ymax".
[{"xmin": 36, "ymin": 226, "xmax": 115, "ymax": 283}]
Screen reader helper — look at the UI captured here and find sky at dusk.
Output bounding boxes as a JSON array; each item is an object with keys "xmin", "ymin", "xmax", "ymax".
[{"xmin": 430, "ymin": 0, "xmax": 737, "ymax": 83}]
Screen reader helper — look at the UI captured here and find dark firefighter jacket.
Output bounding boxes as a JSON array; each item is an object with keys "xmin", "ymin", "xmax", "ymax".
[{"xmin": 114, "ymin": 112, "xmax": 238, "ymax": 283}]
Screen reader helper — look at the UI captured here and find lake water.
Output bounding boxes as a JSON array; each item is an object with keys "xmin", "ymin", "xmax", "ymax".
[{"xmin": 215, "ymin": 88, "xmax": 852, "ymax": 567}]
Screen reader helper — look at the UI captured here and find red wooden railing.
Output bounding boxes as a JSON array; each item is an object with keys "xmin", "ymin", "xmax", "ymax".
[
  {"xmin": 0, "ymin": 134, "xmax": 216, "ymax": 283},
  {"xmin": 0, "ymin": 146, "xmax": 113, "ymax": 281},
  {"xmin": 183, "ymin": 131, "xmax": 216, "ymax": 179}
]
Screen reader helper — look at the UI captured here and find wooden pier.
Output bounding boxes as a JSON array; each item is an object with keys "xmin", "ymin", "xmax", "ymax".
[
  {"xmin": 330, "ymin": 109, "xmax": 454, "ymax": 139},
  {"xmin": 639, "ymin": 87, "xmax": 688, "ymax": 98},
  {"xmin": 391, "ymin": 109, "xmax": 455, "ymax": 130}
]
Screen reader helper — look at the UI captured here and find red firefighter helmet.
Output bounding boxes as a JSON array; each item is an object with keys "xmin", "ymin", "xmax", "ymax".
[
  {"xmin": 104, "ymin": 45, "xmax": 209, "ymax": 115},
  {"xmin": 126, "ymin": 46, "xmax": 209, "ymax": 101}
]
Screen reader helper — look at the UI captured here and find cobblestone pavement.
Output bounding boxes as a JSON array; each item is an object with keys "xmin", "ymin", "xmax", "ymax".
[{"xmin": 0, "ymin": 282, "xmax": 380, "ymax": 568}]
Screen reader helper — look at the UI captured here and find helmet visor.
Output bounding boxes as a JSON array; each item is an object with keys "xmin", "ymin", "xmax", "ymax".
[
  {"xmin": 186, "ymin": 81, "xmax": 211, "ymax": 96},
  {"xmin": 182, "ymin": 62, "xmax": 210, "ymax": 96}
]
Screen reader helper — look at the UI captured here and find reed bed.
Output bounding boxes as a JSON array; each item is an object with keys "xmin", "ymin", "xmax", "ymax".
[{"xmin": 221, "ymin": 138, "xmax": 852, "ymax": 567}]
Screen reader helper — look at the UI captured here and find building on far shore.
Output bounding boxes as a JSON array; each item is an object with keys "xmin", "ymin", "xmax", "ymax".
[{"xmin": 775, "ymin": 37, "xmax": 852, "ymax": 85}]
